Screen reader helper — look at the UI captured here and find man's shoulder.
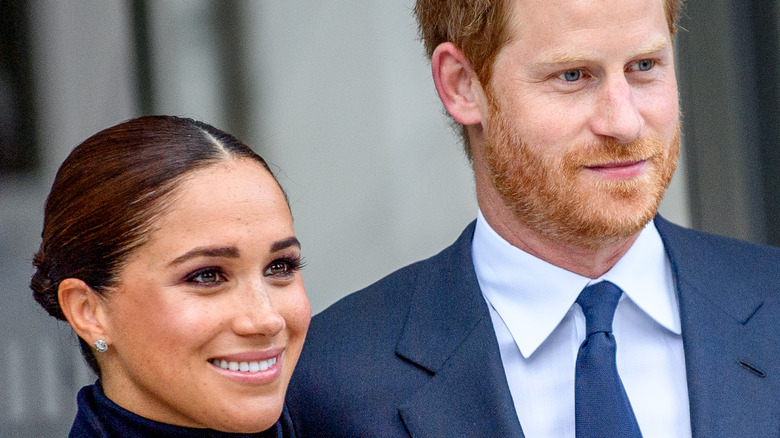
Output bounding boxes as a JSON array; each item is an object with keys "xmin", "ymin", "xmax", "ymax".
[
  {"xmin": 656, "ymin": 216, "xmax": 780, "ymax": 307},
  {"xmin": 656, "ymin": 216, "xmax": 780, "ymax": 268},
  {"xmin": 309, "ymin": 220, "xmax": 477, "ymax": 339}
]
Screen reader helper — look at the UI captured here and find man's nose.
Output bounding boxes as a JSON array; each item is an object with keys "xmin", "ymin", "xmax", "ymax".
[{"xmin": 588, "ymin": 74, "xmax": 643, "ymax": 144}]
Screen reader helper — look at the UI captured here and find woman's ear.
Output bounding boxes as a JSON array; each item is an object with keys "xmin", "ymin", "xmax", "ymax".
[
  {"xmin": 431, "ymin": 42, "xmax": 486, "ymax": 126},
  {"xmin": 58, "ymin": 278, "xmax": 110, "ymax": 346}
]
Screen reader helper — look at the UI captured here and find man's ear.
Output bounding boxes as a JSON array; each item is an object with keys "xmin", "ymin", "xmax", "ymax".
[
  {"xmin": 58, "ymin": 278, "xmax": 110, "ymax": 346},
  {"xmin": 431, "ymin": 42, "xmax": 486, "ymax": 126}
]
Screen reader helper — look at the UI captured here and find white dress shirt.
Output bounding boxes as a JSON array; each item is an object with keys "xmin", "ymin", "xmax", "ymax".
[{"xmin": 472, "ymin": 211, "xmax": 691, "ymax": 438}]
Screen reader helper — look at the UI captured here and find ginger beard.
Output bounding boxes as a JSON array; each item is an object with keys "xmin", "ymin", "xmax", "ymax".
[{"xmin": 482, "ymin": 96, "xmax": 680, "ymax": 250}]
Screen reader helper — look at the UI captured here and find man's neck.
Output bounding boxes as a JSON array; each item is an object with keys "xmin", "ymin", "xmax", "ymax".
[{"xmin": 477, "ymin": 192, "xmax": 640, "ymax": 279}]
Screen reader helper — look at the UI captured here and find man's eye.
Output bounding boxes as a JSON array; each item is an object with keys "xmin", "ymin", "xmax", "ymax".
[
  {"xmin": 634, "ymin": 59, "xmax": 654, "ymax": 71},
  {"xmin": 560, "ymin": 69, "xmax": 583, "ymax": 82},
  {"xmin": 187, "ymin": 268, "xmax": 225, "ymax": 284}
]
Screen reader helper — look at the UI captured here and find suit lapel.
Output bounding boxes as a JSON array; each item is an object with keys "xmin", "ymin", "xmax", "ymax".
[
  {"xmin": 657, "ymin": 217, "xmax": 780, "ymax": 437},
  {"xmin": 395, "ymin": 222, "xmax": 524, "ymax": 437}
]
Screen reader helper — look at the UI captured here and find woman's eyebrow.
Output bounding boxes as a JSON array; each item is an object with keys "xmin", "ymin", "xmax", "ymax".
[
  {"xmin": 271, "ymin": 237, "xmax": 301, "ymax": 252},
  {"xmin": 169, "ymin": 246, "xmax": 240, "ymax": 266}
]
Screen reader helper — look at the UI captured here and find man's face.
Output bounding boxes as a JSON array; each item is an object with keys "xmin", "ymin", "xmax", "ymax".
[{"xmin": 480, "ymin": 0, "xmax": 680, "ymax": 249}]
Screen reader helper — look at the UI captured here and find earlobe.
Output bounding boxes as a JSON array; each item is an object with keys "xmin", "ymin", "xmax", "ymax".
[
  {"xmin": 58, "ymin": 278, "xmax": 110, "ymax": 346},
  {"xmin": 431, "ymin": 42, "xmax": 486, "ymax": 126}
]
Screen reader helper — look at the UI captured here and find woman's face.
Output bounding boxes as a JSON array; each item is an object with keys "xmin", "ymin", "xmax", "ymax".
[{"xmin": 97, "ymin": 158, "xmax": 310, "ymax": 433}]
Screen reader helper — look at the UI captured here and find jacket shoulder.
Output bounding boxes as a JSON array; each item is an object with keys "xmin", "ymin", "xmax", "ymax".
[
  {"xmin": 286, "ymin": 223, "xmax": 477, "ymax": 437},
  {"xmin": 310, "ymin": 221, "xmax": 476, "ymax": 338},
  {"xmin": 656, "ymin": 216, "xmax": 780, "ymax": 289}
]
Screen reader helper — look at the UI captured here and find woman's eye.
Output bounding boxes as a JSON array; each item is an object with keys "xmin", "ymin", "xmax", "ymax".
[
  {"xmin": 187, "ymin": 268, "xmax": 225, "ymax": 284},
  {"xmin": 560, "ymin": 69, "xmax": 583, "ymax": 82},
  {"xmin": 633, "ymin": 59, "xmax": 654, "ymax": 71},
  {"xmin": 264, "ymin": 258, "xmax": 302, "ymax": 277}
]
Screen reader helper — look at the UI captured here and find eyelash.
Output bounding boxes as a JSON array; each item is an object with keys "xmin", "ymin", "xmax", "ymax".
[
  {"xmin": 264, "ymin": 255, "xmax": 305, "ymax": 278},
  {"xmin": 183, "ymin": 256, "xmax": 305, "ymax": 285},
  {"xmin": 631, "ymin": 59, "xmax": 655, "ymax": 72},
  {"xmin": 186, "ymin": 267, "xmax": 227, "ymax": 285},
  {"xmin": 557, "ymin": 59, "xmax": 657, "ymax": 82}
]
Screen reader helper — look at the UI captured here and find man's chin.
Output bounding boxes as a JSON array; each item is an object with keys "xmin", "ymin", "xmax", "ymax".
[
  {"xmin": 515, "ymin": 193, "xmax": 661, "ymax": 250},
  {"xmin": 580, "ymin": 210, "xmax": 656, "ymax": 247}
]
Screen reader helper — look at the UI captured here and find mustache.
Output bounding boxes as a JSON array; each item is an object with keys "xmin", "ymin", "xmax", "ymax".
[{"xmin": 565, "ymin": 135, "xmax": 668, "ymax": 168}]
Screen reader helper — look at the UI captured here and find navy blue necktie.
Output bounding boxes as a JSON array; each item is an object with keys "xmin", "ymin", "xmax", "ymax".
[{"xmin": 575, "ymin": 281, "xmax": 642, "ymax": 438}]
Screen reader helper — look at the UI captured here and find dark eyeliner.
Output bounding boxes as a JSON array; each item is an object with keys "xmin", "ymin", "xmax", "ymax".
[
  {"xmin": 184, "ymin": 266, "xmax": 226, "ymax": 284},
  {"xmin": 265, "ymin": 254, "xmax": 305, "ymax": 277}
]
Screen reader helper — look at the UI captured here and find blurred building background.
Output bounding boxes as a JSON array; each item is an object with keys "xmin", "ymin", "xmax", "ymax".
[{"xmin": 0, "ymin": 0, "xmax": 777, "ymax": 435}]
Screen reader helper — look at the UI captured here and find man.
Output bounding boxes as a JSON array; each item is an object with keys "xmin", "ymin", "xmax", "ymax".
[{"xmin": 286, "ymin": 0, "xmax": 780, "ymax": 436}]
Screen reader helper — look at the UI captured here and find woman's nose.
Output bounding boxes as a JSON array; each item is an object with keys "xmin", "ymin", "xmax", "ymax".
[{"xmin": 230, "ymin": 282, "xmax": 285, "ymax": 337}]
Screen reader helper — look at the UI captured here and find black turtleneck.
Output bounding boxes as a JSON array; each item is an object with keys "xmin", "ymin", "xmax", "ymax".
[{"xmin": 69, "ymin": 383, "xmax": 296, "ymax": 438}]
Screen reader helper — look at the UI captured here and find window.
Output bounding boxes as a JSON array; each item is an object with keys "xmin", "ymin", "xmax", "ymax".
[{"xmin": 0, "ymin": 0, "xmax": 37, "ymax": 175}]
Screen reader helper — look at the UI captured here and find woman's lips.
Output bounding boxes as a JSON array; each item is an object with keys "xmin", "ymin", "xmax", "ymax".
[
  {"xmin": 208, "ymin": 349, "xmax": 284, "ymax": 384},
  {"xmin": 209, "ymin": 357, "xmax": 277, "ymax": 372}
]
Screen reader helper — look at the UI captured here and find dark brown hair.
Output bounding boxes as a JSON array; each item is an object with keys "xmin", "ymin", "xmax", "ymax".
[
  {"xmin": 413, "ymin": 0, "xmax": 683, "ymax": 157},
  {"xmin": 31, "ymin": 115, "xmax": 283, "ymax": 375}
]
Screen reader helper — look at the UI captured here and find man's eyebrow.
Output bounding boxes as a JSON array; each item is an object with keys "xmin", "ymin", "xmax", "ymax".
[
  {"xmin": 544, "ymin": 39, "xmax": 672, "ymax": 66},
  {"xmin": 169, "ymin": 247, "xmax": 240, "ymax": 266},
  {"xmin": 271, "ymin": 237, "xmax": 301, "ymax": 253}
]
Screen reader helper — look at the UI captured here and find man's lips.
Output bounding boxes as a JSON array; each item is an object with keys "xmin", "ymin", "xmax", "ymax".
[
  {"xmin": 584, "ymin": 159, "xmax": 648, "ymax": 179},
  {"xmin": 586, "ymin": 159, "xmax": 645, "ymax": 169}
]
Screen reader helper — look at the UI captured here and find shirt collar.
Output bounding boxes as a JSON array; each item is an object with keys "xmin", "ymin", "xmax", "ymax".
[{"xmin": 472, "ymin": 210, "xmax": 680, "ymax": 359}]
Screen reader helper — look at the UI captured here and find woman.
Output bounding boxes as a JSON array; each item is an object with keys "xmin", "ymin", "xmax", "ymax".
[{"xmin": 30, "ymin": 116, "xmax": 310, "ymax": 437}]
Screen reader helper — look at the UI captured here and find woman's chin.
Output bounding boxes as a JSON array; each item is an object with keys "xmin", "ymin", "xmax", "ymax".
[{"xmin": 210, "ymin": 405, "xmax": 284, "ymax": 434}]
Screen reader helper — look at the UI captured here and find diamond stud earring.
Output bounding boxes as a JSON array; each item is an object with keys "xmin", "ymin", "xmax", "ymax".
[{"xmin": 94, "ymin": 339, "xmax": 108, "ymax": 353}]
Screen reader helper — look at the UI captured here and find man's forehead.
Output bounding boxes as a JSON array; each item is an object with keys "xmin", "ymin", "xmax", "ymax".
[
  {"xmin": 500, "ymin": 0, "xmax": 671, "ymax": 58},
  {"xmin": 504, "ymin": 0, "xmax": 668, "ymax": 37}
]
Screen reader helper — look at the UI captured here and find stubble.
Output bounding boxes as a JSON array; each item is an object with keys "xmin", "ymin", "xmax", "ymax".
[{"xmin": 483, "ymin": 98, "xmax": 680, "ymax": 250}]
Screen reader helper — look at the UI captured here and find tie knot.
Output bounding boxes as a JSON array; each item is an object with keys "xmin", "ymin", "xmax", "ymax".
[{"xmin": 577, "ymin": 281, "xmax": 623, "ymax": 336}]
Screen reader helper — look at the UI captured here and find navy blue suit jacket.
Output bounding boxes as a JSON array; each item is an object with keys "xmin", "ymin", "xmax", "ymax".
[{"xmin": 286, "ymin": 217, "xmax": 780, "ymax": 437}]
